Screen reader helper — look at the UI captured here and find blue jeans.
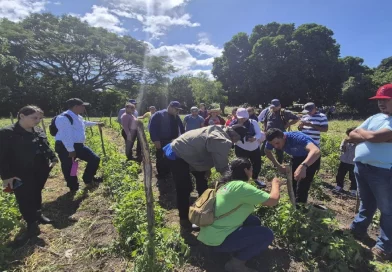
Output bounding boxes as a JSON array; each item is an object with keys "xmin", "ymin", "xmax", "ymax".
[
  {"xmin": 213, "ymin": 215, "xmax": 274, "ymax": 261},
  {"xmin": 350, "ymin": 162, "xmax": 392, "ymax": 253},
  {"xmin": 55, "ymin": 142, "xmax": 100, "ymax": 190}
]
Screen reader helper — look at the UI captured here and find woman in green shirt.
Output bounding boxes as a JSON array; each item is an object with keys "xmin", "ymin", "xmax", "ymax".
[{"xmin": 198, "ymin": 158, "xmax": 281, "ymax": 272}]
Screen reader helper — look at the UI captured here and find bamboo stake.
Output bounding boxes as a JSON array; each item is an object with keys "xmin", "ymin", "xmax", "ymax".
[
  {"xmin": 137, "ymin": 121, "xmax": 155, "ymax": 261},
  {"xmin": 84, "ymin": 109, "xmax": 94, "ymax": 135},
  {"xmin": 10, "ymin": 112, "xmax": 14, "ymax": 124},
  {"xmin": 41, "ymin": 119, "xmax": 46, "ymax": 133},
  {"xmin": 286, "ymin": 163, "xmax": 296, "ymax": 205},
  {"xmin": 109, "ymin": 111, "xmax": 112, "ymax": 126},
  {"xmin": 98, "ymin": 126, "xmax": 106, "ymax": 157}
]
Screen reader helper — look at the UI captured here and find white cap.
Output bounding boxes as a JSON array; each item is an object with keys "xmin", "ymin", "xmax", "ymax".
[
  {"xmin": 191, "ymin": 106, "xmax": 198, "ymax": 111},
  {"xmin": 236, "ymin": 108, "xmax": 249, "ymax": 119}
]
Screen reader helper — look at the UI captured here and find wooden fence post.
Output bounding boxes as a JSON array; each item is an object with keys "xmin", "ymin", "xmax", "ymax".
[
  {"xmin": 286, "ymin": 163, "xmax": 296, "ymax": 206},
  {"xmin": 98, "ymin": 126, "xmax": 106, "ymax": 157},
  {"xmin": 355, "ymin": 192, "xmax": 360, "ymax": 214},
  {"xmin": 41, "ymin": 119, "xmax": 46, "ymax": 133},
  {"xmin": 10, "ymin": 112, "xmax": 14, "ymax": 124},
  {"xmin": 109, "ymin": 111, "xmax": 112, "ymax": 126},
  {"xmin": 84, "ymin": 109, "xmax": 94, "ymax": 135},
  {"xmin": 137, "ymin": 121, "xmax": 155, "ymax": 262}
]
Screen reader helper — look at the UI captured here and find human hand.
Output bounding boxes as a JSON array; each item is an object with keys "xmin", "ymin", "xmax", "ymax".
[
  {"xmin": 277, "ymin": 164, "xmax": 287, "ymax": 174},
  {"xmin": 294, "ymin": 165, "xmax": 307, "ymax": 181},
  {"xmin": 68, "ymin": 151, "xmax": 76, "ymax": 158},
  {"xmin": 154, "ymin": 141, "xmax": 161, "ymax": 149}
]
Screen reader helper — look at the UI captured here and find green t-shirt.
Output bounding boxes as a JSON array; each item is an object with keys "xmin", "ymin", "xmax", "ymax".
[{"xmin": 197, "ymin": 180, "xmax": 270, "ymax": 246}]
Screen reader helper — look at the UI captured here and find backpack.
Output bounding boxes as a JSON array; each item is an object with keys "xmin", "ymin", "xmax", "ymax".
[
  {"xmin": 189, "ymin": 182, "xmax": 242, "ymax": 227},
  {"xmin": 49, "ymin": 114, "xmax": 73, "ymax": 136}
]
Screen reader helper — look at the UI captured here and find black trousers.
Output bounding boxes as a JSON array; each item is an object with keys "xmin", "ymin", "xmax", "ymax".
[
  {"xmin": 291, "ymin": 156, "xmax": 321, "ymax": 204},
  {"xmin": 55, "ymin": 141, "xmax": 100, "ymax": 190},
  {"xmin": 235, "ymin": 146, "xmax": 261, "ymax": 180},
  {"xmin": 14, "ymin": 155, "xmax": 50, "ymax": 225},
  {"xmin": 168, "ymin": 158, "xmax": 207, "ymax": 220},
  {"xmin": 336, "ymin": 162, "xmax": 357, "ymax": 190},
  {"xmin": 261, "ymin": 140, "xmax": 283, "ymax": 164},
  {"xmin": 121, "ymin": 129, "xmax": 141, "ymax": 160},
  {"xmin": 156, "ymin": 140, "xmax": 171, "ymax": 178}
]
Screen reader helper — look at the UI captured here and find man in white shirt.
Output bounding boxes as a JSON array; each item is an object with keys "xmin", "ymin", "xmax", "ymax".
[
  {"xmin": 54, "ymin": 98, "xmax": 104, "ymax": 192},
  {"xmin": 117, "ymin": 99, "xmax": 138, "ymax": 123},
  {"xmin": 232, "ymin": 108, "xmax": 266, "ymax": 188}
]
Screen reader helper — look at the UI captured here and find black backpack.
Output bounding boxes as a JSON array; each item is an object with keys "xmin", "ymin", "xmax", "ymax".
[{"xmin": 49, "ymin": 114, "xmax": 73, "ymax": 136}]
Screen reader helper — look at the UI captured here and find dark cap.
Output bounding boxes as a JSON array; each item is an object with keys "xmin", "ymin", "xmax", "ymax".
[
  {"xmin": 369, "ymin": 84, "xmax": 392, "ymax": 100},
  {"xmin": 231, "ymin": 124, "xmax": 248, "ymax": 144},
  {"xmin": 270, "ymin": 99, "xmax": 281, "ymax": 107},
  {"xmin": 302, "ymin": 102, "xmax": 316, "ymax": 114},
  {"xmin": 66, "ymin": 98, "xmax": 90, "ymax": 108},
  {"xmin": 169, "ymin": 101, "xmax": 183, "ymax": 110},
  {"xmin": 129, "ymin": 99, "xmax": 138, "ymax": 104}
]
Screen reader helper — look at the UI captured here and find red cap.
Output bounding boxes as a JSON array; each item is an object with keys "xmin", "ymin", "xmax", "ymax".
[{"xmin": 369, "ymin": 84, "xmax": 392, "ymax": 100}]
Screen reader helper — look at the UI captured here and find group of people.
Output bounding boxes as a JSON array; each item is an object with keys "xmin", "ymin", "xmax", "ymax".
[
  {"xmin": 1, "ymin": 98, "xmax": 104, "ymax": 242},
  {"xmin": 1, "ymin": 83, "xmax": 391, "ymax": 269}
]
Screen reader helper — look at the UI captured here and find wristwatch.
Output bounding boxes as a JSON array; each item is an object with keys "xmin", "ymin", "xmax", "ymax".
[{"xmin": 300, "ymin": 163, "xmax": 309, "ymax": 168}]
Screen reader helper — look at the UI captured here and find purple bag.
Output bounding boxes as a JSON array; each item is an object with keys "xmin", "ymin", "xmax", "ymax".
[{"xmin": 70, "ymin": 160, "xmax": 79, "ymax": 177}]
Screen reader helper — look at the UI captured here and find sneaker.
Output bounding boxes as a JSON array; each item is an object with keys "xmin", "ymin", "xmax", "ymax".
[
  {"xmin": 93, "ymin": 177, "xmax": 103, "ymax": 183},
  {"xmin": 372, "ymin": 247, "xmax": 392, "ymax": 261},
  {"xmin": 37, "ymin": 211, "xmax": 54, "ymax": 225},
  {"xmin": 254, "ymin": 179, "xmax": 266, "ymax": 188},
  {"xmin": 180, "ymin": 219, "xmax": 200, "ymax": 231},
  {"xmin": 224, "ymin": 257, "xmax": 257, "ymax": 272},
  {"xmin": 332, "ymin": 186, "xmax": 343, "ymax": 193},
  {"xmin": 350, "ymin": 190, "xmax": 357, "ymax": 197},
  {"xmin": 14, "ymin": 222, "xmax": 40, "ymax": 243}
]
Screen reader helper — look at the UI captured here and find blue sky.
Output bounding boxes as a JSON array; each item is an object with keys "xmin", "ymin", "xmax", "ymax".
[{"xmin": 1, "ymin": 0, "xmax": 391, "ymax": 76}]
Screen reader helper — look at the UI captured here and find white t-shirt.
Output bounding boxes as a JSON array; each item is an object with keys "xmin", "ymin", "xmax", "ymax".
[{"xmin": 235, "ymin": 119, "xmax": 265, "ymax": 151}]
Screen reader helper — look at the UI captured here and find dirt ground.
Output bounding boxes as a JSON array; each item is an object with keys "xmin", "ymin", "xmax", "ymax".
[{"xmin": 3, "ymin": 127, "xmax": 380, "ymax": 272}]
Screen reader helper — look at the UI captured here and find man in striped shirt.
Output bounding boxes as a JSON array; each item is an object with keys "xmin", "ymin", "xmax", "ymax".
[{"xmin": 298, "ymin": 102, "xmax": 328, "ymax": 145}]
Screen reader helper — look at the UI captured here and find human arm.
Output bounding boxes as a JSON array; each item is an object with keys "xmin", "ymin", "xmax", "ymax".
[
  {"xmin": 262, "ymin": 178, "xmax": 281, "ymax": 207},
  {"xmin": 0, "ymin": 130, "xmax": 16, "ymax": 182},
  {"xmin": 178, "ymin": 116, "xmax": 185, "ymax": 134},
  {"xmin": 148, "ymin": 113, "xmax": 162, "ymax": 148},
  {"xmin": 249, "ymin": 120, "xmax": 265, "ymax": 142},
  {"xmin": 354, "ymin": 128, "xmax": 392, "ymax": 143},
  {"xmin": 207, "ymin": 139, "xmax": 231, "ymax": 174},
  {"xmin": 293, "ymin": 142, "xmax": 321, "ymax": 181},
  {"xmin": 264, "ymin": 143, "xmax": 286, "ymax": 173}
]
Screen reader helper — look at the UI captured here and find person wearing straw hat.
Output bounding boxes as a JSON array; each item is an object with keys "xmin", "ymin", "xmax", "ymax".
[
  {"xmin": 347, "ymin": 84, "xmax": 392, "ymax": 261},
  {"xmin": 54, "ymin": 98, "xmax": 104, "ymax": 192},
  {"xmin": 204, "ymin": 108, "xmax": 226, "ymax": 126}
]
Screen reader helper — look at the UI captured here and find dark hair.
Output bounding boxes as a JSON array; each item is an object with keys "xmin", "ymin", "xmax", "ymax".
[
  {"xmin": 266, "ymin": 128, "xmax": 284, "ymax": 142},
  {"xmin": 17, "ymin": 105, "xmax": 43, "ymax": 120},
  {"xmin": 346, "ymin": 127, "xmax": 356, "ymax": 136},
  {"xmin": 125, "ymin": 102, "xmax": 135, "ymax": 108},
  {"xmin": 232, "ymin": 107, "xmax": 238, "ymax": 114},
  {"xmin": 218, "ymin": 158, "xmax": 252, "ymax": 188}
]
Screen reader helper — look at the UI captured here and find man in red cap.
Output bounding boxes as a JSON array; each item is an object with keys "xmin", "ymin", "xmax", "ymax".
[{"xmin": 347, "ymin": 84, "xmax": 392, "ymax": 261}]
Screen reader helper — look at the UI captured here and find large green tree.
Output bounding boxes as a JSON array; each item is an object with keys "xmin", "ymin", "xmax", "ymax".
[{"xmin": 213, "ymin": 22, "xmax": 345, "ymax": 107}]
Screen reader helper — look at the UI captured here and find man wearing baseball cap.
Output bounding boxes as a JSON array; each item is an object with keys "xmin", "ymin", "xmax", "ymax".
[
  {"xmin": 347, "ymin": 84, "xmax": 392, "ymax": 261},
  {"xmin": 54, "ymin": 98, "xmax": 104, "ymax": 192},
  {"xmin": 183, "ymin": 106, "xmax": 205, "ymax": 132},
  {"xmin": 261, "ymin": 99, "xmax": 299, "ymax": 163},
  {"xmin": 117, "ymin": 99, "xmax": 139, "ymax": 123},
  {"xmin": 298, "ymin": 102, "xmax": 328, "ymax": 146},
  {"xmin": 162, "ymin": 124, "xmax": 248, "ymax": 230},
  {"xmin": 149, "ymin": 101, "xmax": 185, "ymax": 180}
]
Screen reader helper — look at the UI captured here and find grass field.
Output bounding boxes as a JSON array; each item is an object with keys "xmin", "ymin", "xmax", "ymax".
[{"xmin": 1, "ymin": 117, "xmax": 392, "ymax": 271}]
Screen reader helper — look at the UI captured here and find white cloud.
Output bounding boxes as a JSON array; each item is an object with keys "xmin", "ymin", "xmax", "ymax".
[
  {"xmin": 81, "ymin": 5, "xmax": 126, "ymax": 34},
  {"xmin": 112, "ymin": 10, "xmax": 199, "ymax": 39},
  {"xmin": 107, "ymin": 0, "xmax": 191, "ymax": 14},
  {"xmin": 0, "ymin": 0, "xmax": 47, "ymax": 22},
  {"xmin": 149, "ymin": 41, "xmax": 222, "ymax": 77},
  {"xmin": 53, "ymin": 1, "xmax": 61, "ymax": 5}
]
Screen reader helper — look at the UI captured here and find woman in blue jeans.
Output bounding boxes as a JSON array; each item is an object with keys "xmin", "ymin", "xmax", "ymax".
[{"xmin": 197, "ymin": 158, "xmax": 282, "ymax": 272}]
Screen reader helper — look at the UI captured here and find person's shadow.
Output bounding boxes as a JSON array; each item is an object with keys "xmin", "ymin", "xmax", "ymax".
[{"xmin": 41, "ymin": 189, "xmax": 89, "ymax": 229}]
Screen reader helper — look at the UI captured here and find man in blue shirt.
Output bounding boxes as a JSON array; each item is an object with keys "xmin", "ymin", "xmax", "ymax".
[
  {"xmin": 265, "ymin": 129, "xmax": 321, "ymax": 204},
  {"xmin": 149, "ymin": 101, "xmax": 185, "ymax": 180},
  {"xmin": 347, "ymin": 84, "xmax": 392, "ymax": 261},
  {"xmin": 183, "ymin": 107, "xmax": 204, "ymax": 132}
]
